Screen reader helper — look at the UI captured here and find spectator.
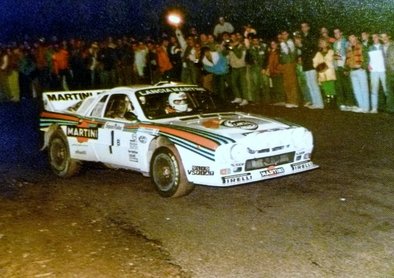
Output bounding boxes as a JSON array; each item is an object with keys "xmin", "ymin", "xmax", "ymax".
[
  {"xmin": 169, "ymin": 36, "xmax": 183, "ymax": 81},
  {"xmin": 213, "ymin": 17, "xmax": 234, "ymax": 39},
  {"xmin": 189, "ymin": 27, "xmax": 199, "ymax": 42},
  {"xmin": 346, "ymin": 33, "xmax": 370, "ymax": 113},
  {"xmin": 207, "ymin": 34, "xmax": 218, "ymax": 51},
  {"xmin": 279, "ymin": 30, "xmax": 299, "ymax": 108},
  {"xmin": 34, "ymin": 39, "xmax": 50, "ymax": 92},
  {"xmin": 145, "ymin": 40, "xmax": 158, "ymax": 84},
  {"xmin": 180, "ymin": 35, "xmax": 200, "ymax": 85},
  {"xmin": 245, "ymin": 35, "xmax": 268, "ymax": 104},
  {"xmin": 97, "ymin": 39, "xmax": 117, "ymax": 89},
  {"xmin": 7, "ymin": 47, "xmax": 20, "ymax": 101},
  {"xmin": 0, "ymin": 48, "xmax": 11, "ymax": 101},
  {"xmin": 156, "ymin": 37, "xmax": 173, "ymax": 81},
  {"xmin": 69, "ymin": 39, "xmax": 89, "ymax": 90},
  {"xmin": 320, "ymin": 27, "xmax": 335, "ymax": 44},
  {"xmin": 299, "ymin": 22, "xmax": 324, "ymax": 109},
  {"xmin": 18, "ymin": 48, "xmax": 36, "ymax": 100},
  {"xmin": 116, "ymin": 38, "xmax": 134, "ymax": 86},
  {"xmin": 380, "ymin": 32, "xmax": 394, "ymax": 113},
  {"xmin": 134, "ymin": 41, "xmax": 148, "ymax": 83},
  {"xmin": 313, "ymin": 38, "xmax": 337, "ymax": 108},
  {"xmin": 45, "ymin": 44, "xmax": 55, "ymax": 89},
  {"xmin": 227, "ymin": 34, "xmax": 248, "ymax": 106},
  {"xmin": 200, "ymin": 46, "xmax": 229, "ymax": 101},
  {"xmin": 361, "ymin": 31, "xmax": 371, "ymax": 69},
  {"xmin": 87, "ymin": 42, "xmax": 100, "ymax": 88},
  {"xmin": 368, "ymin": 33, "xmax": 387, "ymax": 113},
  {"xmin": 294, "ymin": 35, "xmax": 310, "ymax": 107},
  {"xmin": 199, "ymin": 33, "xmax": 209, "ymax": 48},
  {"xmin": 266, "ymin": 40, "xmax": 285, "ymax": 105},
  {"xmin": 51, "ymin": 43, "xmax": 72, "ymax": 90},
  {"xmin": 333, "ymin": 28, "xmax": 355, "ymax": 111}
]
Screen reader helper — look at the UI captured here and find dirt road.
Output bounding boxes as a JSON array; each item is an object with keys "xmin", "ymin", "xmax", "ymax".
[{"xmin": 0, "ymin": 103, "xmax": 393, "ymax": 277}]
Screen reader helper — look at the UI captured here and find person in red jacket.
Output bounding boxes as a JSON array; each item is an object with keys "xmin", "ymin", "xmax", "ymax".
[
  {"xmin": 266, "ymin": 40, "xmax": 285, "ymax": 105},
  {"xmin": 52, "ymin": 44, "xmax": 71, "ymax": 90},
  {"xmin": 156, "ymin": 38, "xmax": 173, "ymax": 81}
]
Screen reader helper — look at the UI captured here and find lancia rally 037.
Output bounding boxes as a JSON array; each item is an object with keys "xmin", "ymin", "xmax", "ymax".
[{"xmin": 40, "ymin": 83, "xmax": 319, "ymax": 197}]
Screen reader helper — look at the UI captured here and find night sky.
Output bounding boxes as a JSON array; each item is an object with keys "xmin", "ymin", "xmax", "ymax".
[{"xmin": 2, "ymin": 0, "xmax": 394, "ymax": 42}]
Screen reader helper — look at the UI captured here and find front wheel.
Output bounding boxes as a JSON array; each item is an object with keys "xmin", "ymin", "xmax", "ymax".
[
  {"xmin": 150, "ymin": 146, "xmax": 194, "ymax": 197},
  {"xmin": 48, "ymin": 130, "xmax": 81, "ymax": 178}
]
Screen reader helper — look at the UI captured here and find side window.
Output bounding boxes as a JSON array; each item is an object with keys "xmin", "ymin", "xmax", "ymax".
[
  {"xmin": 104, "ymin": 94, "xmax": 133, "ymax": 120},
  {"xmin": 90, "ymin": 95, "xmax": 108, "ymax": 117}
]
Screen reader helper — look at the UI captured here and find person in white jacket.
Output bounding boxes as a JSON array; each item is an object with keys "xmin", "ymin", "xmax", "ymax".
[
  {"xmin": 213, "ymin": 17, "xmax": 234, "ymax": 39},
  {"xmin": 368, "ymin": 33, "xmax": 387, "ymax": 113}
]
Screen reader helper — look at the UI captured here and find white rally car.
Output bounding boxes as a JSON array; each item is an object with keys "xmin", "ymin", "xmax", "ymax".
[{"xmin": 40, "ymin": 83, "xmax": 318, "ymax": 197}]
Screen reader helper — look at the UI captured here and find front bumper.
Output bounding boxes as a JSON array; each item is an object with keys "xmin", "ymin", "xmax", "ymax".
[{"xmin": 191, "ymin": 160, "xmax": 319, "ymax": 187}]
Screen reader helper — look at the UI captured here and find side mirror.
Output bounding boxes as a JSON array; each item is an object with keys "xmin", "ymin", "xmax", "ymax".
[{"xmin": 124, "ymin": 111, "xmax": 138, "ymax": 121}]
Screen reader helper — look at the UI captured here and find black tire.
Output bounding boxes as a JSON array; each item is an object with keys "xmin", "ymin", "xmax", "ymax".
[
  {"xmin": 150, "ymin": 146, "xmax": 194, "ymax": 197},
  {"xmin": 48, "ymin": 130, "xmax": 81, "ymax": 178}
]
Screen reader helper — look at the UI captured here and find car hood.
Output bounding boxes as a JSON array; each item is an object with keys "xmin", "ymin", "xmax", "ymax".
[{"xmin": 160, "ymin": 112, "xmax": 300, "ymax": 140}]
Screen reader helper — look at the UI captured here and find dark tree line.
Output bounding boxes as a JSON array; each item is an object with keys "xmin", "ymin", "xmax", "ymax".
[{"xmin": 2, "ymin": 0, "xmax": 394, "ymax": 42}]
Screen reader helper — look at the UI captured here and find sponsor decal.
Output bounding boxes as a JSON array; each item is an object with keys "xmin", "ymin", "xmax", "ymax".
[
  {"xmin": 141, "ymin": 86, "xmax": 205, "ymax": 95},
  {"xmin": 260, "ymin": 166, "xmax": 285, "ymax": 177},
  {"xmin": 231, "ymin": 162, "xmax": 245, "ymax": 167},
  {"xmin": 201, "ymin": 118, "xmax": 221, "ymax": 129},
  {"xmin": 129, "ymin": 141, "xmax": 138, "ymax": 150},
  {"xmin": 67, "ymin": 126, "xmax": 98, "ymax": 140},
  {"xmin": 128, "ymin": 150, "xmax": 138, "ymax": 162},
  {"xmin": 104, "ymin": 122, "xmax": 124, "ymax": 131},
  {"xmin": 291, "ymin": 161, "xmax": 313, "ymax": 171},
  {"xmin": 75, "ymin": 150, "xmax": 87, "ymax": 155},
  {"xmin": 254, "ymin": 128, "xmax": 287, "ymax": 134},
  {"xmin": 220, "ymin": 168, "xmax": 231, "ymax": 175},
  {"xmin": 221, "ymin": 120, "xmax": 258, "ymax": 130},
  {"xmin": 138, "ymin": 136, "xmax": 147, "ymax": 143},
  {"xmin": 187, "ymin": 166, "xmax": 214, "ymax": 176},
  {"xmin": 130, "ymin": 133, "xmax": 137, "ymax": 142},
  {"xmin": 47, "ymin": 92, "xmax": 94, "ymax": 101},
  {"xmin": 222, "ymin": 173, "xmax": 252, "ymax": 185}
]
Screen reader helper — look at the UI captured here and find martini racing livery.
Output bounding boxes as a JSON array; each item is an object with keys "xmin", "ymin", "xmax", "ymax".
[{"xmin": 40, "ymin": 83, "xmax": 319, "ymax": 197}]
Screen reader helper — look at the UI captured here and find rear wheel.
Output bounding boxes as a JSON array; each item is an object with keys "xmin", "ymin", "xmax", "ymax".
[
  {"xmin": 48, "ymin": 130, "xmax": 81, "ymax": 177},
  {"xmin": 150, "ymin": 146, "xmax": 194, "ymax": 197}
]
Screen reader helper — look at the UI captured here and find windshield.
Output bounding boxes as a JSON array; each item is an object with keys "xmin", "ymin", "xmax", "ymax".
[{"xmin": 137, "ymin": 86, "xmax": 224, "ymax": 119}]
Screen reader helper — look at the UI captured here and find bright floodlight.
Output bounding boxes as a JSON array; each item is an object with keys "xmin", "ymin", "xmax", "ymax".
[{"xmin": 168, "ymin": 14, "xmax": 181, "ymax": 25}]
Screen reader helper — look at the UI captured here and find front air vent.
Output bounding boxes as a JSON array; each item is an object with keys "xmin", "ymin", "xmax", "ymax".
[{"xmin": 245, "ymin": 152, "xmax": 295, "ymax": 171}]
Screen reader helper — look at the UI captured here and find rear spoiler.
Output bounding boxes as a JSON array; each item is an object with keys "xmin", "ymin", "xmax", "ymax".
[{"xmin": 42, "ymin": 89, "xmax": 108, "ymax": 112}]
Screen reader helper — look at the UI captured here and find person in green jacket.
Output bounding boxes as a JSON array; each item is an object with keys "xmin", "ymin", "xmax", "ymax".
[{"xmin": 245, "ymin": 35, "xmax": 268, "ymax": 104}]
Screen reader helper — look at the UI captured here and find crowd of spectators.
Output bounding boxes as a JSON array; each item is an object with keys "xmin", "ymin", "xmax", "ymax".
[{"xmin": 1, "ymin": 17, "xmax": 394, "ymax": 113}]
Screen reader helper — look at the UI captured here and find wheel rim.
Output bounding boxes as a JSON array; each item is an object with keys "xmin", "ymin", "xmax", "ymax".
[
  {"xmin": 153, "ymin": 153, "xmax": 177, "ymax": 192},
  {"xmin": 50, "ymin": 138, "xmax": 68, "ymax": 172}
]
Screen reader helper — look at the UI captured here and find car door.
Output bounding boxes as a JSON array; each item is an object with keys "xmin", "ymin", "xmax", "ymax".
[{"xmin": 93, "ymin": 93, "xmax": 140, "ymax": 169}]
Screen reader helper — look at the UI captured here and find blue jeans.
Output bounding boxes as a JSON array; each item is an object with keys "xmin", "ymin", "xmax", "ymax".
[
  {"xmin": 350, "ymin": 69, "xmax": 369, "ymax": 110},
  {"xmin": 296, "ymin": 65, "xmax": 310, "ymax": 104},
  {"xmin": 370, "ymin": 71, "xmax": 387, "ymax": 110},
  {"xmin": 305, "ymin": 70, "xmax": 323, "ymax": 107}
]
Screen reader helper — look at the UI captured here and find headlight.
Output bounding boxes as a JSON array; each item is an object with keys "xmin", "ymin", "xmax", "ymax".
[
  {"xmin": 292, "ymin": 128, "xmax": 313, "ymax": 149},
  {"xmin": 230, "ymin": 144, "xmax": 247, "ymax": 161},
  {"xmin": 304, "ymin": 131, "xmax": 313, "ymax": 148}
]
